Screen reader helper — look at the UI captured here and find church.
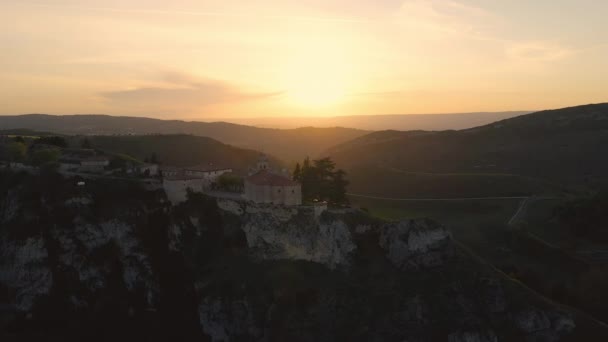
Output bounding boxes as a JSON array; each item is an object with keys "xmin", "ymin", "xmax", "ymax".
[{"xmin": 244, "ymin": 155, "xmax": 302, "ymax": 206}]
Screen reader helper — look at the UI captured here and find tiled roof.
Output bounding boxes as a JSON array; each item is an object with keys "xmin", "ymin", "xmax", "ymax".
[{"xmin": 246, "ymin": 170, "xmax": 299, "ymax": 186}]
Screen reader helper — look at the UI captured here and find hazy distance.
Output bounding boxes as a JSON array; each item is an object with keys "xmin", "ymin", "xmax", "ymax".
[{"xmin": 224, "ymin": 111, "xmax": 531, "ymax": 130}]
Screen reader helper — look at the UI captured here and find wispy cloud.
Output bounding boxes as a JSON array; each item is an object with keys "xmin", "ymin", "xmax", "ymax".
[
  {"xmin": 19, "ymin": 2, "xmax": 370, "ymax": 24},
  {"xmin": 507, "ymin": 41, "xmax": 575, "ymax": 62},
  {"xmin": 100, "ymin": 71, "xmax": 280, "ymax": 114},
  {"xmin": 395, "ymin": 0, "xmax": 499, "ymax": 39}
]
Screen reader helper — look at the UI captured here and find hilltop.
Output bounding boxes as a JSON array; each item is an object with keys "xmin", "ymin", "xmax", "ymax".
[
  {"xmin": 0, "ymin": 131, "xmax": 277, "ymax": 175},
  {"xmin": 325, "ymin": 103, "xmax": 608, "ymax": 197},
  {"xmin": 229, "ymin": 111, "xmax": 530, "ymax": 130},
  {"xmin": 0, "ymin": 114, "xmax": 368, "ymax": 162},
  {"xmin": 72, "ymin": 134, "xmax": 274, "ymax": 173}
]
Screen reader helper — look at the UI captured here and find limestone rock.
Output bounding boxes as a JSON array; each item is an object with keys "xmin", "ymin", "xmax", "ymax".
[
  {"xmin": 0, "ymin": 237, "xmax": 53, "ymax": 311},
  {"xmin": 448, "ymin": 330, "xmax": 498, "ymax": 342},
  {"xmin": 380, "ymin": 218, "xmax": 453, "ymax": 270},
  {"xmin": 199, "ymin": 297, "xmax": 262, "ymax": 342},
  {"xmin": 241, "ymin": 211, "xmax": 356, "ymax": 269}
]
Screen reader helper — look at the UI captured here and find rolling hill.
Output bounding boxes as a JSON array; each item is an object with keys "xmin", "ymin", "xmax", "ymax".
[
  {"xmin": 228, "ymin": 111, "xmax": 530, "ymax": 130},
  {"xmin": 326, "ymin": 103, "xmax": 608, "ymax": 197},
  {"xmin": 72, "ymin": 134, "xmax": 277, "ymax": 174},
  {"xmin": 0, "ymin": 114, "xmax": 367, "ymax": 162},
  {"xmin": 0, "ymin": 130, "xmax": 274, "ymax": 175}
]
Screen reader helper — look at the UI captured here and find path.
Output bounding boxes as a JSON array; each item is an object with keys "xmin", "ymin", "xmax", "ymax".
[{"xmin": 507, "ymin": 197, "xmax": 531, "ymax": 226}]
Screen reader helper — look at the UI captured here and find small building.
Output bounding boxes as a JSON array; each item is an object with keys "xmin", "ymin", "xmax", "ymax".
[
  {"xmin": 244, "ymin": 155, "xmax": 302, "ymax": 206},
  {"xmin": 58, "ymin": 150, "xmax": 109, "ymax": 173},
  {"xmin": 183, "ymin": 164, "xmax": 232, "ymax": 179},
  {"xmin": 137, "ymin": 163, "xmax": 159, "ymax": 176},
  {"xmin": 161, "ymin": 163, "xmax": 233, "ymax": 204},
  {"xmin": 79, "ymin": 156, "xmax": 110, "ymax": 172}
]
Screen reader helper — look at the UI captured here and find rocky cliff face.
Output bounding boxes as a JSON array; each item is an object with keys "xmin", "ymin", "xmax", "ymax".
[
  {"xmin": 0, "ymin": 172, "xmax": 589, "ymax": 341},
  {"xmin": 217, "ymin": 200, "xmax": 357, "ymax": 269},
  {"xmin": 380, "ymin": 218, "xmax": 453, "ymax": 270}
]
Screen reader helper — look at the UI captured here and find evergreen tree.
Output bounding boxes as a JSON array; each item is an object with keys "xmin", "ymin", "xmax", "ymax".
[
  {"xmin": 329, "ymin": 169, "xmax": 349, "ymax": 204},
  {"xmin": 297, "ymin": 156, "xmax": 349, "ymax": 205},
  {"xmin": 150, "ymin": 152, "xmax": 159, "ymax": 164},
  {"xmin": 293, "ymin": 162, "xmax": 302, "ymax": 181},
  {"xmin": 7, "ymin": 142, "xmax": 26, "ymax": 162},
  {"xmin": 81, "ymin": 137, "xmax": 92, "ymax": 149}
]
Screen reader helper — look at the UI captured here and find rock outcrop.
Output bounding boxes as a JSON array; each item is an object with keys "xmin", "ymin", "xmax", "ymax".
[
  {"xmin": 218, "ymin": 200, "xmax": 357, "ymax": 269},
  {"xmin": 0, "ymin": 237, "xmax": 52, "ymax": 311},
  {"xmin": 379, "ymin": 218, "xmax": 453, "ymax": 270}
]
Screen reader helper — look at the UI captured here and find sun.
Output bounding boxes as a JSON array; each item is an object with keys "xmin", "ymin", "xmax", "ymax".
[
  {"xmin": 281, "ymin": 42, "xmax": 353, "ymax": 109},
  {"xmin": 287, "ymin": 77, "xmax": 347, "ymax": 108}
]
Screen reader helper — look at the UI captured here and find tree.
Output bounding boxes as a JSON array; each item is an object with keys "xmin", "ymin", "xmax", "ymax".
[
  {"xmin": 296, "ymin": 156, "xmax": 349, "ymax": 205},
  {"xmin": 216, "ymin": 173, "xmax": 244, "ymax": 192},
  {"xmin": 36, "ymin": 136, "xmax": 67, "ymax": 148},
  {"xmin": 30, "ymin": 149, "xmax": 60, "ymax": 167},
  {"xmin": 293, "ymin": 163, "xmax": 302, "ymax": 181},
  {"xmin": 7, "ymin": 142, "xmax": 26, "ymax": 162},
  {"xmin": 150, "ymin": 152, "xmax": 159, "ymax": 164},
  {"xmin": 329, "ymin": 169, "xmax": 349, "ymax": 204},
  {"xmin": 81, "ymin": 137, "xmax": 92, "ymax": 149}
]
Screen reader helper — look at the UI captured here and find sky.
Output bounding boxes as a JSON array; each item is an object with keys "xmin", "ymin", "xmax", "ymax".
[{"xmin": 1, "ymin": 0, "xmax": 607, "ymax": 119}]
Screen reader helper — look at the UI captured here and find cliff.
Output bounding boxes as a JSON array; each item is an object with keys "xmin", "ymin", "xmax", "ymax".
[{"xmin": 0, "ymin": 171, "xmax": 599, "ymax": 341}]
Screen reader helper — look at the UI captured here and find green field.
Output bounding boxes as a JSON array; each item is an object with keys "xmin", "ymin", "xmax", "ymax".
[
  {"xmin": 350, "ymin": 196, "xmax": 522, "ymax": 243},
  {"xmin": 350, "ymin": 195, "xmax": 595, "ymax": 314},
  {"xmin": 347, "ymin": 166, "xmax": 566, "ymax": 199}
]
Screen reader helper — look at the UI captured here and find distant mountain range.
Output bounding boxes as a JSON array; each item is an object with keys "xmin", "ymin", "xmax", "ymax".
[
  {"xmin": 324, "ymin": 103, "xmax": 608, "ymax": 197},
  {"xmin": 225, "ymin": 111, "xmax": 531, "ymax": 130},
  {"xmin": 0, "ymin": 114, "xmax": 368, "ymax": 162}
]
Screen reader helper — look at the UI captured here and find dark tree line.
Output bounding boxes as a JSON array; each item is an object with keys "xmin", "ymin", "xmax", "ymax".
[{"xmin": 293, "ymin": 157, "xmax": 348, "ymax": 205}]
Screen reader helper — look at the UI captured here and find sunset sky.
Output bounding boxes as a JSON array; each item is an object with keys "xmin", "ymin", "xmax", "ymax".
[{"xmin": 1, "ymin": 0, "xmax": 607, "ymax": 119}]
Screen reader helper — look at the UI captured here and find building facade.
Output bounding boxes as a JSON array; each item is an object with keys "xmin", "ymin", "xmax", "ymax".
[
  {"xmin": 161, "ymin": 163, "xmax": 232, "ymax": 204},
  {"xmin": 244, "ymin": 155, "xmax": 302, "ymax": 206}
]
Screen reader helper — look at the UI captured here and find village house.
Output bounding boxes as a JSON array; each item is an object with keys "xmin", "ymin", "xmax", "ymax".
[
  {"xmin": 137, "ymin": 163, "xmax": 159, "ymax": 176},
  {"xmin": 161, "ymin": 163, "xmax": 232, "ymax": 204},
  {"xmin": 59, "ymin": 149, "xmax": 110, "ymax": 173},
  {"xmin": 244, "ymin": 155, "xmax": 302, "ymax": 206}
]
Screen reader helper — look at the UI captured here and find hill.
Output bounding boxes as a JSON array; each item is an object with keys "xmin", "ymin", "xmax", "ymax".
[
  {"xmin": 73, "ymin": 134, "xmax": 274, "ymax": 173},
  {"xmin": 228, "ymin": 111, "xmax": 530, "ymax": 130},
  {"xmin": 0, "ymin": 114, "xmax": 368, "ymax": 162},
  {"xmin": 0, "ymin": 131, "xmax": 275, "ymax": 174},
  {"xmin": 326, "ymin": 103, "xmax": 608, "ymax": 197},
  {"xmin": 326, "ymin": 104, "xmax": 608, "ymax": 195}
]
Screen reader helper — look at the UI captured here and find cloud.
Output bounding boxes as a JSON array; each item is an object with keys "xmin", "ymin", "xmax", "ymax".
[
  {"xmin": 100, "ymin": 72, "xmax": 280, "ymax": 114},
  {"xmin": 395, "ymin": 0, "xmax": 498, "ymax": 39},
  {"xmin": 507, "ymin": 41, "xmax": 575, "ymax": 62},
  {"xmin": 20, "ymin": 2, "xmax": 370, "ymax": 24}
]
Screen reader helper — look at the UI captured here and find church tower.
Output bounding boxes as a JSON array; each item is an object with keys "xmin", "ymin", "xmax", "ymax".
[{"xmin": 256, "ymin": 154, "xmax": 269, "ymax": 171}]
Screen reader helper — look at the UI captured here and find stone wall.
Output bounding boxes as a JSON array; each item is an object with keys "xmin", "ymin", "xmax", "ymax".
[{"xmin": 244, "ymin": 183, "xmax": 302, "ymax": 206}]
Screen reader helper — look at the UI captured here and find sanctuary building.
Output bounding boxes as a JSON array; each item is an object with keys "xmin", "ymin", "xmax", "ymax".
[{"xmin": 244, "ymin": 155, "xmax": 302, "ymax": 206}]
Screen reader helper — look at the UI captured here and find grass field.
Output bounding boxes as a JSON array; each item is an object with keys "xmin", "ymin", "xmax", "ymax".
[
  {"xmin": 347, "ymin": 166, "xmax": 566, "ymax": 199},
  {"xmin": 350, "ymin": 195, "xmax": 595, "ymax": 311},
  {"xmin": 350, "ymin": 196, "xmax": 522, "ymax": 243}
]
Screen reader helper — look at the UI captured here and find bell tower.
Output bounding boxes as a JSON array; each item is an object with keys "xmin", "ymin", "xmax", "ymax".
[{"xmin": 256, "ymin": 154, "xmax": 269, "ymax": 171}]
